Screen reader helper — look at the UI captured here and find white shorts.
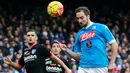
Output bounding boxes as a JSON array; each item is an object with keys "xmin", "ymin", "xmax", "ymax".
[{"xmin": 78, "ymin": 67, "xmax": 108, "ymax": 73}]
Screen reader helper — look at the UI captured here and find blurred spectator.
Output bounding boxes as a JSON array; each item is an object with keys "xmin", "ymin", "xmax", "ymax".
[
  {"xmin": 0, "ymin": 52, "xmax": 3, "ymax": 65},
  {"xmin": 127, "ymin": 47, "xmax": 130, "ymax": 55},
  {"xmin": 0, "ymin": 65, "xmax": 4, "ymax": 72},
  {"xmin": 120, "ymin": 49, "xmax": 128, "ymax": 60}
]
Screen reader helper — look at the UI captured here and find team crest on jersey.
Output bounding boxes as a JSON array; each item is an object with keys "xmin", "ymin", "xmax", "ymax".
[
  {"xmin": 86, "ymin": 41, "xmax": 92, "ymax": 48},
  {"xmin": 80, "ymin": 30, "xmax": 95, "ymax": 41},
  {"xmin": 92, "ymin": 26, "xmax": 96, "ymax": 29},
  {"xmin": 32, "ymin": 49, "xmax": 36, "ymax": 54}
]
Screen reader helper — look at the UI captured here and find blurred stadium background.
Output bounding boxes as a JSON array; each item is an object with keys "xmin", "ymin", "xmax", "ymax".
[{"xmin": 0, "ymin": 0, "xmax": 130, "ymax": 73}]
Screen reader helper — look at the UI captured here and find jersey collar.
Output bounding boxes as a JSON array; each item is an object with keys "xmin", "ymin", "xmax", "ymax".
[
  {"xmin": 84, "ymin": 22, "xmax": 94, "ymax": 29},
  {"xmin": 29, "ymin": 42, "xmax": 37, "ymax": 50}
]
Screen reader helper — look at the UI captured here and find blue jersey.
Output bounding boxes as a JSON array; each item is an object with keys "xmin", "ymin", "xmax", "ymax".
[{"xmin": 73, "ymin": 23, "xmax": 116, "ymax": 68}]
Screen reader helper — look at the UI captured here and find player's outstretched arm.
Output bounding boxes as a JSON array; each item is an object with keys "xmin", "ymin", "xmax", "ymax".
[
  {"xmin": 64, "ymin": 47, "xmax": 80, "ymax": 62},
  {"xmin": 55, "ymin": 40, "xmax": 80, "ymax": 62},
  {"xmin": 50, "ymin": 52, "xmax": 72, "ymax": 73},
  {"xmin": 3, "ymin": 56, "xmax": 22, "ymax": 71}
]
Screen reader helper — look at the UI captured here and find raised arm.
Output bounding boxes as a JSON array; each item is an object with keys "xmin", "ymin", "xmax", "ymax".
[
  {"xmin": 62, "ymin": 45, "xmax": 80, "ymax": 62},
  {"xmin": 55, "ymin": 40, "xmax": 80, "ymax": 62},
  {"xmin": 108, "ymin": 41, "xmax": 118, "ymax": 72},
  {"xmin": 3, "ymin": 56, "xmax": 22, "ymax": 71}
]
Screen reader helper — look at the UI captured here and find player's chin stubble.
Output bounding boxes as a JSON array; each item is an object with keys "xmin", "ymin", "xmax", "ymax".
[{"xmin": 80, "ymin": 23, "xmax": 87, "ymax": 28}]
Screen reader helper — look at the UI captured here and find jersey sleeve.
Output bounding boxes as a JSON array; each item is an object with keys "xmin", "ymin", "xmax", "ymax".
[
  {"xmin": 18, "ymin": 55, "xmax": 24, "ymax": 67},
  {"xmin": 73, "ymin": 32, "xmax": 81, "ymax": 53},
  {"xmin": 18, "ymin": 46, "xmax": 27, "ymax": 67},
  {"xmin": 102, "ymin": 25, "xmax": 116, "ymax": 44}
]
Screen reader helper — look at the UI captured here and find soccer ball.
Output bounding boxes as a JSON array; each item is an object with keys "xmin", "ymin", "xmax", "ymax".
[{"xmin": 47, "ymin": 1, "xmax": 64, "ymax": 17}]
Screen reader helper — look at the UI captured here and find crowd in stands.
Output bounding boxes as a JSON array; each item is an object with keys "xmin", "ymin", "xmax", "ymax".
[{"xmin": 0, "ymin": 4, "xmax": 130, "ymax": 73}]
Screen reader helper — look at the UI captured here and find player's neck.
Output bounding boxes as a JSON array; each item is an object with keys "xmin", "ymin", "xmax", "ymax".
[
  {"xmin": 28, "ymin": 42, "xmax": 37, "ymax": 49},
  {"xmin": 87, "ymin": 20, "xmax": 92, "ymax": 26},
  {"xmin": 84, "ymin": 20, "xmax": 93, "ymax": 28}
]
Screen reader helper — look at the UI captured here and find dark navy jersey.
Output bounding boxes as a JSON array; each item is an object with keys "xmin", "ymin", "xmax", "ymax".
[
  {"xmin": 44, "ymin": 56, "xmax": 69, "ymax": 73},
  {"xmin": 19, "ymin": 44, "xmax": 51, "ymax": 73}
]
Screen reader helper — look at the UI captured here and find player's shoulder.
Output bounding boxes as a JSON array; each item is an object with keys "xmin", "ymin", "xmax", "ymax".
[
  {"xmin": 76, "ymin": 30, "xmax": 83, "ymax": 37},
  {"xmin": 22, "ymin": 45, "xmax": 28, "ymax": 51},
  {"xmin": 93, "ymin": 23, "xmax": 105, "ymax": 26},
  {"xmin": 37, "ymin": 44, "xmax": 50, "ymax": 51},
  {"xmin": 34, "ymin": 44, "xmax": 42, "ymax": 48},
  {"xmin": 33, "ymin": 44, "xmax": 46, "ymax": 49},
  {"xmin": 93, "ymin": 23, "xmax": 108, "ymax": 29},
  {"xmin": 39, "ymin": 44, "xmax": 46, "ymax": 48}
]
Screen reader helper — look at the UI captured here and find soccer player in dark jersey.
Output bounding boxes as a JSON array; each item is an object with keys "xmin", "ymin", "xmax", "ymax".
[
  {"xmin": 3, "ymin": 29, "xmax": 71, "ymax": 73},
  {"xmin": 45, "ymin": 41, "xmax": 70, "ymax": 73}
]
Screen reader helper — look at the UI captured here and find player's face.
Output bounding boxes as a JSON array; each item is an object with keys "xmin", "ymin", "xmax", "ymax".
[
  {"xmin": 76, "ymin": 11, "xmax": 89, "ymax": 27},
  {"xmin": 51, "ymin": 43, "xmax": 61, "ymax": 55},
  {"xmin": 26, "ymin": 32, "xmax": 38, "ymax": 44}
]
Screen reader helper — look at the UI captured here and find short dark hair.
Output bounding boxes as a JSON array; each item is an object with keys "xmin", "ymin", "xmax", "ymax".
[
  {"xmin": 27, "ymin": 29, "xmax": 37, "ymax": 35},
  {"xmin": 75, "ymin": 6, "xmax": 90, "ymax": 16},
  {"xmin": 51, "ymin": 40, "xmax": 59, "ymax": 46}
]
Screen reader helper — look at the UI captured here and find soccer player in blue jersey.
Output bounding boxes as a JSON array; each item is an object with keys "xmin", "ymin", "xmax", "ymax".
[{"xmin": 59, "ymin": 6, "xmax": 118, "ymax": 73}]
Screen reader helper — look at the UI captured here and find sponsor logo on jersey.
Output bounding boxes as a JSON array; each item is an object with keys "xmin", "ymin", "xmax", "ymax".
[
  {"xmin": 50, "ymin": 63, "xmax": 56, "ymax": 66},
  {"xmin": 80, "ymin": 30, "xmax": 95, "ymax": 41},
  {"xmin": 24, "ymin": 55, "xmax": 37, "ymax": 63},
  {"xmin": 46, "ymin": 66, "xmax": 62, "ymax": 72}
]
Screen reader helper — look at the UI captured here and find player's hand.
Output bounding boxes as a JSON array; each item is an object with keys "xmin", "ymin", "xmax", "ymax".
[
  {"xmin": 3, "ymin": 56, "xmax": 12, "ymax": 65},
  {"xmin": 108, "ymin": 62, "xmax": 116, "ymax": 73},
  {"xmin": 54, "ymin": 40, "xmax": 68, "ymax": 51},
  {"xmin": 59, "ymin": 44, "xmax": 68, "ymax": 51},
  {"xmin": 66, "ymin": 69, "xmax": 72, "ymax": 73}
]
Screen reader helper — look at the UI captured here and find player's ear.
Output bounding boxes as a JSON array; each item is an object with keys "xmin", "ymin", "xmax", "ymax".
[
  {"xmin": 87, "ymin": 15, "xmax": 90, "ymax": 19},
  {"xmin": 36, "ymin": 36, "xmax": 38, "ymax": 41}
]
